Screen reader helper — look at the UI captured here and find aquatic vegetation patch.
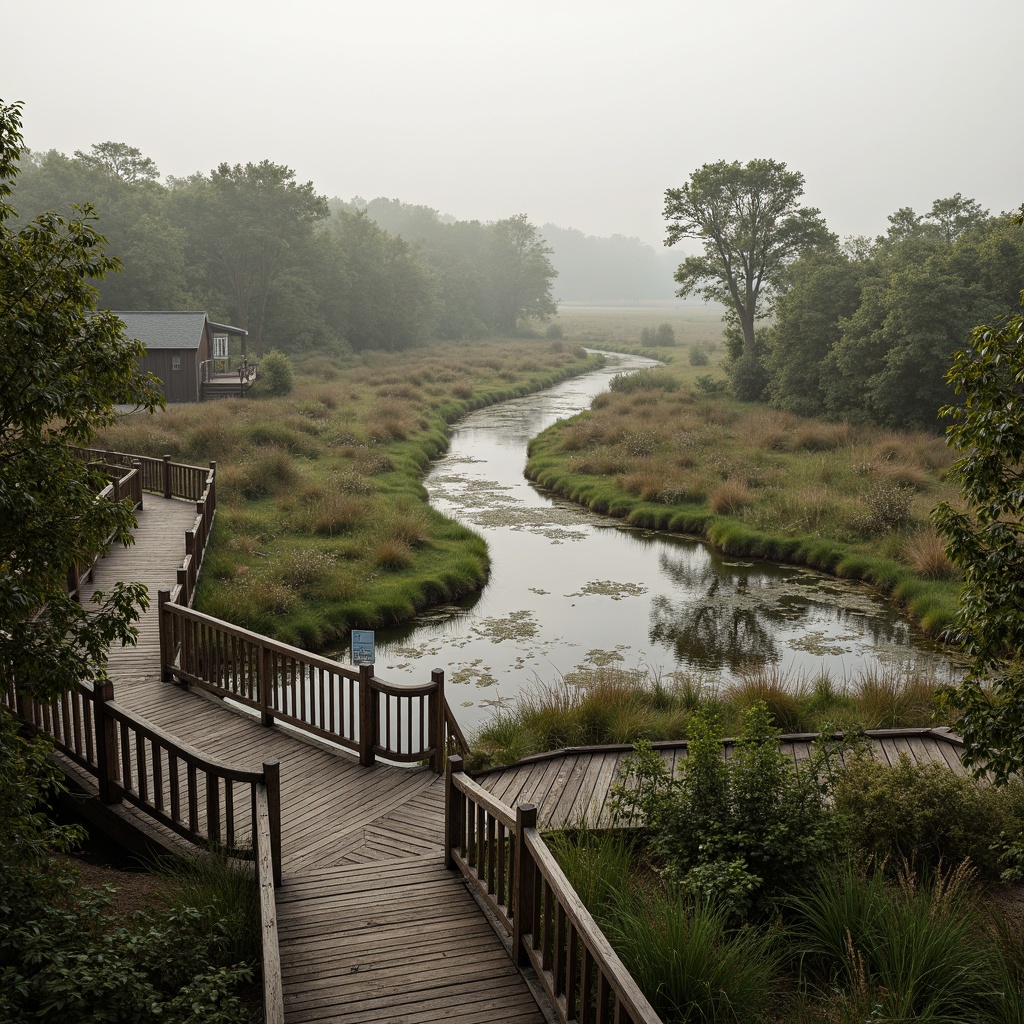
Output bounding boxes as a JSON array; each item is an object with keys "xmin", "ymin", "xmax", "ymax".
[
  {"xmin": 565, "ymin": 580, "xmax": 649, "ymax": 601},
  {"xmin": 472, "ymin": 609, "xmax": 539, "ymax": 643}
]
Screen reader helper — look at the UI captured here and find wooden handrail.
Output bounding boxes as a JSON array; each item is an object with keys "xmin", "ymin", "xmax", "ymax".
[
  {"xmin": 158, "ymin": 598, "xmax": 465, "ymax": 772},
  {"xmin": 445, "ymin": 756, "xmax": 662, "ymax": 1024},
  {"xmin": 1, "ymin": 676, "xmax": 281, "ymax": 882}
]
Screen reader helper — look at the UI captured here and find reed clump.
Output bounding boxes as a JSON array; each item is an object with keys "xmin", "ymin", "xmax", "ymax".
[{"xmin": 467, "ymin": 664, "xmax": 955, "ymax": 771}]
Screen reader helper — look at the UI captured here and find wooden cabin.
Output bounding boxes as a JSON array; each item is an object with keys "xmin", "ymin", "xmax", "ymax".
[{"xmin": 115, "ymin": 311, "xmax": 254, "ymax": 403}]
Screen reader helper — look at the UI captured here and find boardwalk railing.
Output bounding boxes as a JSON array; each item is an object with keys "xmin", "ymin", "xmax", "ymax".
[
  {"xmin": 74, "ymin": 448, "xmax": 217, "ymax": 608},
  {"xmin": 157, "ymin": 599, "xmax": 465, "ymax": 772},
  {"xmin": 445, "ymin": 756, "xmax": 662, "ymax": 1024},
  {"xmin": 2, "ymin": 675, "xmax": 281, "ymax": 880}
]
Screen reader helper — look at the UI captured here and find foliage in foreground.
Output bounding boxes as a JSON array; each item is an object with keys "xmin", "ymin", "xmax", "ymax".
[
  {"xmin": 0, "ymin": 710, "xmax": 258, "ymax": 1024},
  {"xmin": 0, "ymin": 98, "xmax": 163, "ymax": 704},
  {"xmin": 932, "ymin": 210, "xmax": 1024, "ymax": 784},
  {"xmin": 546, "ymin": 702, "xmax": 1024, "ymax": 1022}
]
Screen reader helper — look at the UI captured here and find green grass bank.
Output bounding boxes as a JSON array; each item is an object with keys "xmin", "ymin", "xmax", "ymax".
[{"xmin": 95, "ymin": 339, "xmax": 603, "ymax": 650}]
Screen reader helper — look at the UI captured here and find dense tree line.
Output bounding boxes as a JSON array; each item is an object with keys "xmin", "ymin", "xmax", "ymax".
[
  {"xmin": 762, "ymin": 196, "xmax": 1024, "ymax": 430},
  {"xmin": 9, "ymin": 143, "xmax": 559, "ymax": 353}
]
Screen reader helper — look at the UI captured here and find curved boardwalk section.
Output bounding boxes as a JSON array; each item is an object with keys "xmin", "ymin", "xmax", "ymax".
[
  {"xmin": 476, "ymin": 730, "xmax": 968, "ymax": 830},
  {"xmin": 83, "ymin": 497, "xmax": 546, "ymax": 1024}
]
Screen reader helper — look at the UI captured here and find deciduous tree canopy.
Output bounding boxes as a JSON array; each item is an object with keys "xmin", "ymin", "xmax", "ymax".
[
  {"xmin": 0, "ymin": 99, "xmax": 162, "ymax": 703},
  {"xmin": 664, "ymin": 159, "xmax": 834, "ymax": 358}
]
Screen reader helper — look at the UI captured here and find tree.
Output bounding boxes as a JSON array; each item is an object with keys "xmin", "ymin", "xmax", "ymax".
[
  {"xmin": 932, "ymin": 205, "xmax": 1024, "ymax": 783},
  {"xmin": 485, "ymin": 214, "xmax": 558, "ymax": 333},
  {"xmin": 0, "ymin": 99, "xmax": 163, "ymax": 704},
  {"xmin": 170, "ymin": 160, "xmax": 329, "ymax": 356},
  {"xmin": 663, "ymin": 159, "xmax": 834, "ymax": 357},
  {"xmin": 73, "ymin": 141, "xmax": 160, "ymax": 183}
]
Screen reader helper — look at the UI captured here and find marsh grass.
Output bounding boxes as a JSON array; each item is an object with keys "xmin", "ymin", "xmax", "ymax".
[
  {"xmin": 525, "ymin": 364, "xmax": 962, "ymax": 635},
  {"xmin": 548, "ymin": 829, "xmax": 781, "ymax": 1024},
  {"xmin": 468, "ymin": 665, "xmax": 952, "ymax": 771},
  {"xmin": 96, "ymin": 340, "xmax": 601, "ymax": 648}
]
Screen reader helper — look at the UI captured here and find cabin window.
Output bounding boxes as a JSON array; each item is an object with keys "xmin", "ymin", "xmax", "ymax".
[
  {"xmin": 213, "ymin": 334, "xmax": 229, "ymax": 359},
  {"xmin": 172, "ymin": 356, "xmax": 181, "ymax": 371}
]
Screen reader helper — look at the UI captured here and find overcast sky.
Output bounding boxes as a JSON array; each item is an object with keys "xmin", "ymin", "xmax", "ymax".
[{"xmin": 4, "ymin": 0, "xmax": 1021, "ymax": 248}]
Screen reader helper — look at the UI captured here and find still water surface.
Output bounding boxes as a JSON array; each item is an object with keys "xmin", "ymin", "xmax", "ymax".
[{"xmin": 360, "ymin": 353, "xmax": 959, "ymax": 734}]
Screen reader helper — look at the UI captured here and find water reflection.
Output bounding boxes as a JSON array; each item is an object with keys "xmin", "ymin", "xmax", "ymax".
[{"xmin": 650, "ymin": 594, "xmax": 781, "ymax": 669}]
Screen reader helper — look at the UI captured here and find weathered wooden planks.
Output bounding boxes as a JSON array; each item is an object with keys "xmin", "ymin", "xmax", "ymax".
[{"xmin": 77, "ymin": 497, "xmax": 549, "ymax": 1023}]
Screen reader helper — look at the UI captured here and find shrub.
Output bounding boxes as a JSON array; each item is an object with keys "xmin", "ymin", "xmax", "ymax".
[
  {"xmin": 688, "ymin": 343, "xmax": 710, "ymax": 366},
  {"xmin": 654, "ymin": 322, "xmax": 676, "ymax": 347},
  {"xmin": 729, "ymin": 351, "xmax": 769, "ymax": 401},
  {"xmin": 545, "ymin": 322, "xmax": 564, "ymax": 339},
  {"xmin": 609, "ymin": 368, "xmax": 680, "ymax": 394},
  {"xmin": 834, "ymin": 752, "xmax": 1007, "ymax": 875},
  {"xmin": 258, "ymin": 350, "xmax": 294, "ymax": 396},
  {"xmin": 860, "ymin": 482, "xmax": 913, "ymax": 534},
  {"xmin": 611, "ymin": 704, "xmax": 843, "ymax": 913},
  {"xmin": 693, "ymin": 373, "xmax": 728, "ymax": 395}
]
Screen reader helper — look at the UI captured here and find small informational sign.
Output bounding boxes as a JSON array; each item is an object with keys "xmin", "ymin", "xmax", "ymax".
[{"xmin": 351, "ymin": 630, "xmax": 375, "ymax": 666}]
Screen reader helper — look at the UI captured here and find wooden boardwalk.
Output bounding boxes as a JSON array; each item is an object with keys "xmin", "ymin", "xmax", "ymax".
[
  {"xmin": 82, "ymin": 497, "xmax": 547, "ymax": 1024},
  {"xmin": 475, "ymin": 730, "xmax": 969, "ymax": 830}
]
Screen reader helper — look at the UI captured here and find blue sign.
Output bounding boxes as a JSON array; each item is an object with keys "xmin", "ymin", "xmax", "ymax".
[{"xmin": 351, "ymin": 630, "xmax": 375, "ymax": 666}]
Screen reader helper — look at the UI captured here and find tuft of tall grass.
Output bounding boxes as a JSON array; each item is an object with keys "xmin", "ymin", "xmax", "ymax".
[
  {"xmin": 788, "ymin": 860, "xmax": 1000, "ymax": 1023},
  {"xmin": 725, "ymin": 668, "xmax": 810, "ymax": 733},
  {"xmin": 610, "ymin": 888, "xmax": 782, "ymax": 1023},
  {"xmin": 155, "ymin": 851, "xmax": 260, "ymax": 968},
  {"xmin": 854, "ymin": 665, "xmax": 939, "ymax": 728},
  {"xmin": 709, "ymin": 479, "xmax": 752, "ymax": 515},
  {"xmin": 903, "ymin": 529, "xmax": 958, "ymax": 579}
]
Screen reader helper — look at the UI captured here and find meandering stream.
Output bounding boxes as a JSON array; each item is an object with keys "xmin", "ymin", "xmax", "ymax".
[{"xmin": 360, "ymin": 353, "xmax": 960, "ymax": 734}]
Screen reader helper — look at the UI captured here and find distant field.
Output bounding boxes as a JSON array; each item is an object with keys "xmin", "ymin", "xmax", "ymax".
[{"xmin": 552, "ymin": 302, "xmax": 727, "ymax": 350}]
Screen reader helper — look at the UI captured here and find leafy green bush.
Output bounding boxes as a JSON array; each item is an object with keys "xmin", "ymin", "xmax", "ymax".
[
  {"xmin": 654, "ymin": 323, "xmax": 677, "ymax": 347},
  {"xmin": 693, "ymin": 373, "xmax": 728, "ymax": 395},
  {"xmin": 834, "ymin": 752, "xmax": 1014, "ymax": 876},
  {"xmin": 688, "ymin": 343, "xmax": 710, "ymax": 366},
  {"xmin": 611, "ymin": 704, "xmax": 843, "ymax": 914},
  {"xmin": 258, "ymin": 350, "xmax": 294, "ymax": 396}
]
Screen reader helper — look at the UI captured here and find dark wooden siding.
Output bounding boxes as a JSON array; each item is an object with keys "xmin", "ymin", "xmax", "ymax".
[{"xmin": 141, "ymin": 348, "xmax": 201, "ymax": 403}]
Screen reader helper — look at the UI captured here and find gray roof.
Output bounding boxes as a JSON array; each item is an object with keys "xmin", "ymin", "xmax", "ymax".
[{"xmin": 113, "ymin": 311, "xmax": 210, "ymax": 351}]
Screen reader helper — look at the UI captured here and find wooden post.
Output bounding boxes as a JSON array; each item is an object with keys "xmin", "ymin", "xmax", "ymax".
[
  {"xmin": 67, "ymin": 562, "xmax": 81, "ymax": 602},
  {"xmin": 259, "ymin": 643, "xmax": 274, "ymax": 728},
  {"xmin": 132, "ymin": 459, "xmax": 143, "ymax": 510},
  {"xmin": 162, "ymin": 454, "xmax": 172, "ymax": 498},
  {"xmin": 176, "ymin": 567, "xmax": 189, "ymax": 608},
  {"xmin": 208, "ymin": 461, "xmax": 217, "ymax": 519},
  {"xmin": 444, "ymin": 754, "xmax": 464, "ymax": 870},
  {"xmin": 429, "ymin": 668, "xmax": 445, "ymax": 773},
  {"xmin": 358, "ymin": 664, "xmax": 375, "ymax": 768},
  {"xmin": 263, "ymin": 760, "xmax": 282, "ymax": 888},
  {"xmin": 93, "ymin": 681, "xmax": 121, "ymax": 805},
  {"xmin": 512, "ymin": 803, "xmax": 538, "ymax": 966},
  {"xmin": 158, "ymin": 589, "xmax": 172, "ymax": 682}
]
